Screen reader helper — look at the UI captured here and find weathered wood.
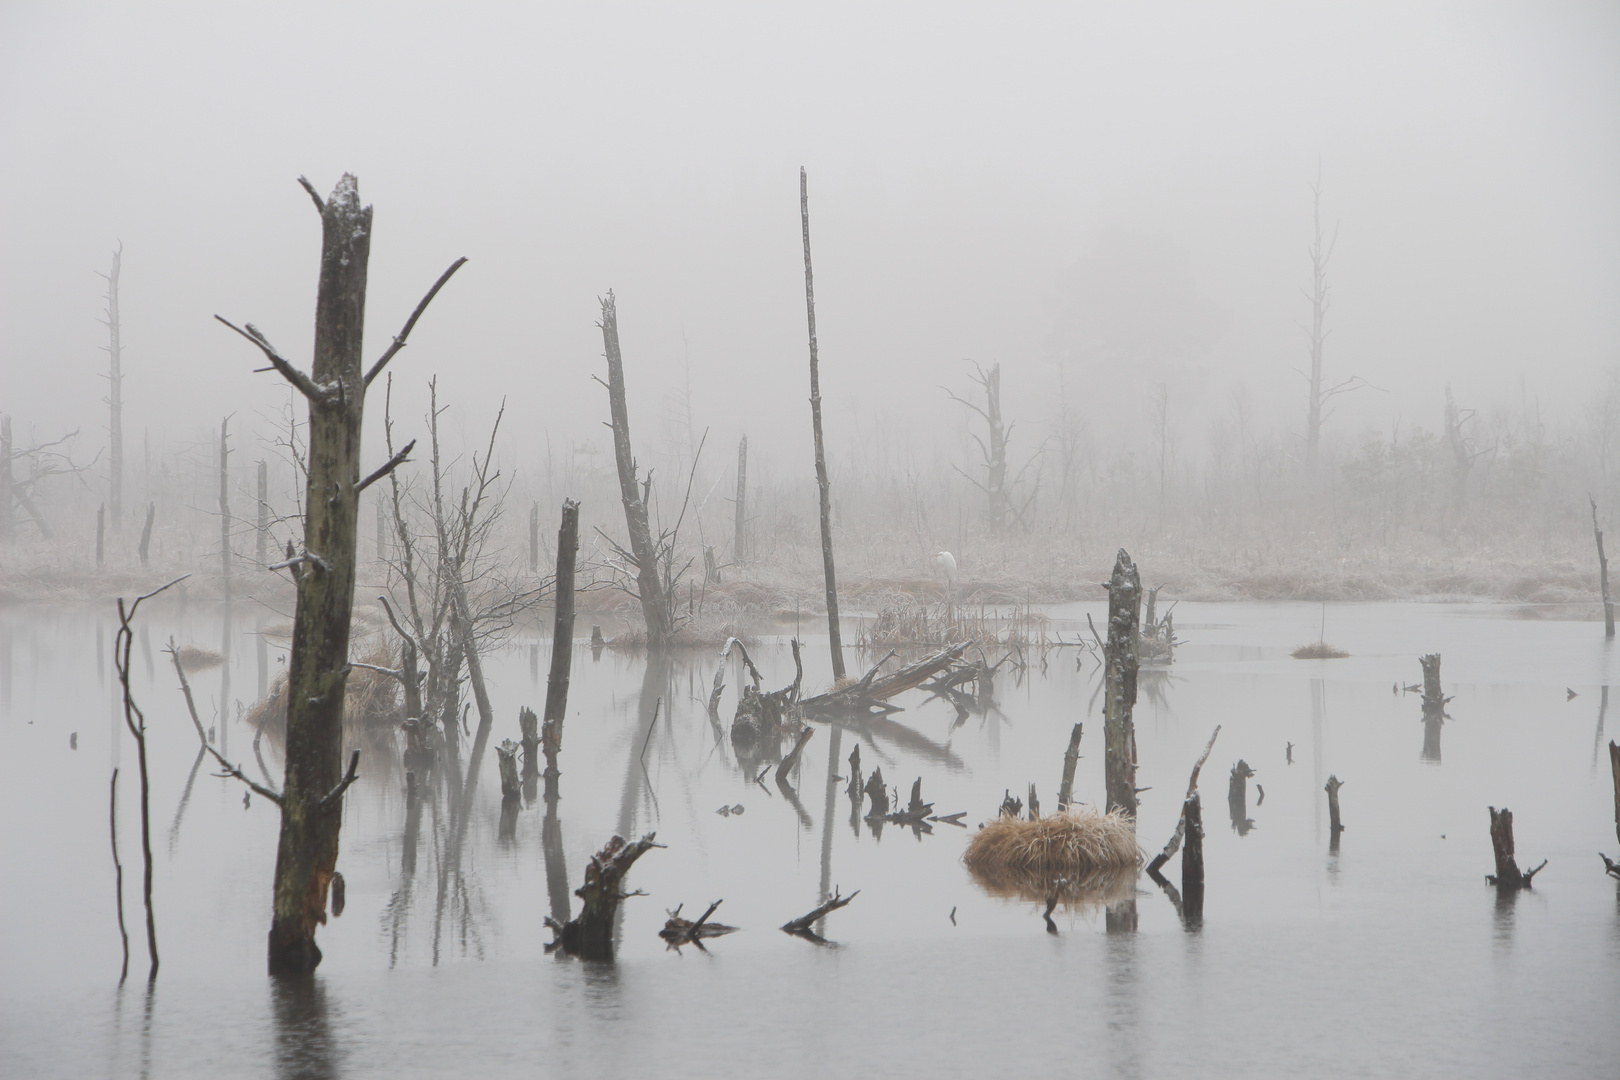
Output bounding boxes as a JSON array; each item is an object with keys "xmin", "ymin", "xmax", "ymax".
[
  {"xmin": 862, "ymin": 767, "xmax": 889, "ymax": 819},
  {"xmin": 659, "ymin": 900, "xmax": 737, "ymax": 946},
  {"xmin": 1181, "ymin": 791, "xmax": 1204, "ymax": 924},
  {"xmin": 801, "ymin": 643, "xmax": 968, "ymax": 716},
  {"xmin": 1595, "ymin": 499, "xmax": 1615, "ymax": 637},
  {"xmin": 541, "ymin": 500, "xmax": 579, "ymax": 796},
  {"xmin": 496, "ymin": 739, "xmax": 521, "ymax": 802},
  {"xmin": 1419, "ymin": 654, "xmax": 1445, "ymax": 712},
  {"xmin": 1229, "ymin": 759, "xmax": 1255, "ymax": 836},
  {"xmin": 1324, "ymin": 774, "xmax": 1345, "ymax": 835},
  {"xmin": 218, "ymin": 175, "xmax": 463, "ymax": 976},
  {"xmin": 1056, "ymin": 722, "xmax": 1084, "ymax": 811},
  {"xmin": 776, "ymin": 726, "xmax": 815, "ymax": 786},
  {"xmin": 800, "ymin": 168, "xmax": 845, "ymax": 680},
  {"xmin": 782, "ymin": 886, "xmax": 858, "ymax": 937},
  {"xmin": 1147, "ymin": 725, "xmax": 1220, "ymax": 875},
  {"xmin": 138, "ymin": 501, "xmax": 153, "ymax": 566},
  {"xmin": 1103, "ymin": 549, "xmax": 1142, "ymax": 822},
  {"xmin": 598, "ymin": 292, "xmax": 672, "ymax": 649},
  {"xmin": 1610, "ymin": 740, "xmax": 1619, "ymax": 847},
  {"xmin": 545, "ymin": 832, "xmax": 662, "ymax": 960},
  {"xmin": 1486, "ymin": 805, "xmax": 1545, "ymax": 889}
]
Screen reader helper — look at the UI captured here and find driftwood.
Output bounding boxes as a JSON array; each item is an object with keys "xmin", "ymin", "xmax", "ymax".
[
  {"xmin": 776, "ymin": 726, "xmax": 815, "ymax": 786},
  {"xmin": 782, "ymin": 887, "xmax": 858, "ymax": 941},
  {"xmin": 1485, "ymin": 806, "xmax": 1545, "ymax": 889},
  {"xmin": 545, "ymin": 832, "xmax": 663, "ymax": 960},
  {"xmin": 801, "ymin": 643, "xmax": 968, "ymax": 717},
  {"xmin": 659, "ymin": 900, "xmax": 737, "ymax": 948}
]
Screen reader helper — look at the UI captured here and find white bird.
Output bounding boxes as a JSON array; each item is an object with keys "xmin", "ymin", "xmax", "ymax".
[{"xmin": 931, "ymin": 551, "xmax": 957, "ymax": 584}]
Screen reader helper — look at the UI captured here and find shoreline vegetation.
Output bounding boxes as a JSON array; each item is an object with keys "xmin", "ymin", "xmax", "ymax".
[{"xmin": 2, "ymin": 534, "xmax": 1606, "ymax": 625}]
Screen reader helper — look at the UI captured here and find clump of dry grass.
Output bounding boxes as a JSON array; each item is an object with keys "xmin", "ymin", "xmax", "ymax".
[
  {"xmin": 244, "ymin": 640, "xmax": 401, "ymax": 735},
  {"xmin": 858, "ymin": 592, "xmax": 1051, "ymax": 649},
  {"xmin": 175, "ymin": 644, "xmax": 224, "ymax": 670},
  {"xmin": 964, "ymin": 807, "xmax": 1142, "ymax": 878},
  {"xmin": 1291, "ymin": 640, "xmax": 1349, "ymax": 659}
]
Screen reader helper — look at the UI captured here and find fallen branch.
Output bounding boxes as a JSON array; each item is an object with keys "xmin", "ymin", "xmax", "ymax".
[{"xmin": 781, "ymin": 887, "xmax": 858, "ymax": 938}]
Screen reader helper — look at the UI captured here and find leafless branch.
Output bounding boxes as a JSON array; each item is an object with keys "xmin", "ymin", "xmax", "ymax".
[
  {"xmin": 214, "ymin": 316, "xmax": 325, "ymax": 402},
  {"xmin": 363, "ymin": 257, "xmax": 469, "ymax": 387}
]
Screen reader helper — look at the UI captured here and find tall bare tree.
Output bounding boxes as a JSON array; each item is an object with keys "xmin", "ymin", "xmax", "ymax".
[
  {"xmin": 217, "ymin": 174, "xmax": 464, "ymax": 974},
  {"xmin": 801, "ymin": 167, "xmax": 846, "ymax": 679},
  {"xmin": 596, "ymin": 291, "xmax": 673, "ymax": 648},
  {"xmin": 98, "ymin": 244, "xmax": 125, "ymax": 530},
  {"xmin": 1300, "ymin": 173, "xmax": 1367, "ymax": 477}
]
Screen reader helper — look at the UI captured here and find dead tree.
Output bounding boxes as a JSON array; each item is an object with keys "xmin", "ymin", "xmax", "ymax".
[
  {"xmin": 800, "ymin": 167, "xmax": 846, "ymax": 680},
  {"xmin": 1594, "ymin": 499, "xmax": 1615, "ymax": 638},
  {"xmin": 257, "ymin": 461, "xmax": 270, "ymax": 567},
  {"xmin": 1056, "ymin": 722, "xmax": 1084, "ymax": 811},
  {"xmin": 1300, "ymin": 171, "xmax": 1367, "ymax": 477},
  {"xmin": 545, "ymin": 832, "xmax": 662, "ymax": 960},
  {"xmin": 542, "ymin": 499, "xmax": 579, "ymax": 797},
  {"xmin": 1181, "ymin": 792, "xmax": 1204, "ymax": 924},
  {"xmin": 216, "ymin": 173, "xmax": 464, "ymax": 974},
  {"xmin": 1103, "ymin": 549, "xmax": 1142, "ymax": 822},
  {"xmin": 0, "ymin": 415, "xmax": 11, "ymax": 541},
  {"xmin": 733, "ymin": 435, "xmax": 748, "ymax": 564},
  {"xmin": 1604, "ymin": 741, "xmax": 1620, "ymax": 880},
  {"xmin": 596, "ymin": 292, "xmax": 672, "ymax": 648},
  {"xmin": 219, "ymin": 417, "xmax": 232, "ymax": 597},
  {"xmin": 1148, "ymin": 725, "xmax": 1221, "ymax": 876},
  {"xmin": 1324, "ymin": 774, "xmax": 1345, "ymax": 836},
  {"xmin": 1229, "ymin": 759, "xmax": 1255, "ymax": 836},
  {"xmin": 1485, "ymin": 806, "xmax": 1545, "ymax": 889},
  {"xmin": 943, "ymin": 361, "xmax": 1035, "ymax": 530},
  {"xmin": 1445, "ymin": 386, "xmax": 1485, "ymax": 515},
  {"xmin": 98, "ymin": 244, "xmax": 125, "ymax": 530}
]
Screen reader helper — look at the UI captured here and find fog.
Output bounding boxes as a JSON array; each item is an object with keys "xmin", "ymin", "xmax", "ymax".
[{"xmin": 2, "ymin": 1, "xmax": 1618, "ymax": 576}]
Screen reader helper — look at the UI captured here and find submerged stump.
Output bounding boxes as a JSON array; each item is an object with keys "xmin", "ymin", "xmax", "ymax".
[{"xmin": 547, "ymin": 832, "xmax": 662, "ymax": 960}]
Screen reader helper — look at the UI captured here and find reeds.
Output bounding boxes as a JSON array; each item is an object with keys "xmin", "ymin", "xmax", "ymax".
[{"xmin": 858, "ymin": 592, "xmax": 1050, "ymax": 649}]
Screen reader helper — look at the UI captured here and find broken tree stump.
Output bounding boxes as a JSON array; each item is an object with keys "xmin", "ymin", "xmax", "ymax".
[
  {"xmin": 1102, "ymin": 549, "xmax": 1142, "ymax": 823},
  {"xmin": 1056, "ymin": 722, "xmax": 1084, "ymax": 811},
  {"xmin": 545, "ymin": 832, "xmax": 663, "ymax": 960},
  {"xmin": 1228, "ymin": 759, "xmax": 1255, "ymax": 836},
  {"xmin": 1324, "ymin": 774, "xmax": 1345, "ymax": 837},
  {"xmin": 862, "ymin": 767, "xmax": 889, "ymax": 819},
  {"xmin": 659, "ymin": 900, "xmax": 737, "ymax": 948},
  {"xmin": 496, "ymin": 739, "xmax": 521, "ymax": 802},
  {"xmin": 1486, "ymin": 806, "xmax": 1546, "ymax": 889},
  {"xmin": 1181, "ymin": 791, "xmax": 1204, "ymax": 925},
  {"xmin": 1419, "ymin": 654, "xmax": 1446, "ymax": 715},
  {"xmin": 1147, "ymin": 725, "xmax": 1220, "ymax": 875}
]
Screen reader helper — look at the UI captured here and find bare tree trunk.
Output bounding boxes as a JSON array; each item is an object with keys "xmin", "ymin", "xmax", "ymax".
[
  {"xmin": 138, "ymin": 502, "xmax": 154, "ymax": 567},
  {"xmin": 1181, "ymin": 791, "xmax": 1204, "ymax": 924},
  {"xmin": 1056, "ymin": 722, "xmax": 1083, "ymax": 811},
  {"xmin": 1594, "ymin": 499, "xmax": 1615, "ymax": 638},
  {"xmin": 1103, "ymin": 549, "xmax": 1141, "ymax": 822},
  {"xmin": 597, "ymin": 292, "xmax": 672, "ymax": 648},
  {"xmin": 0, "ymin": 415, "xmax": 12, "ymax": 542},
  {"xmin": 733, "ymin": 435, "xmax": 747, "ymax": 564},
  {"xmin": 220, "ymin": 174, "xmax": 464, "ymax": 976},
  {"xmin": 801, "ymin": 167, "xmax": 845, "ymax": 680},
  {"xmin": 219, "ymin": 418, "xmax": 232, "ymax": 599},
  {"xmin": 1486, "ymin": 806, "xmax": 1545, "ymax": 889},
  {"xmin": 257, "ymin": 460, "xmax": 269, "ymax": 567},
  {"xmin": 1305, "ymin": 177, "xmax": 1330, "ymax": 477},
  {"xmin": 103, "ymin": 245, "xmax": 124, "ymax": 530},
  {"xmin": 548, "ymin": 832, "xmax": 660, "ymax": 960},
  {"xmin": 542, "ymin": 500, "xmax": 579, "ymax": 797}
]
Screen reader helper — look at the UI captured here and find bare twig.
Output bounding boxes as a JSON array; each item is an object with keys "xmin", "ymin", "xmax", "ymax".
[
  {"xmin": 213, "ymin": 316, "xmax": 325, "ymax": 402},
  {"xmin": 357, "ymin": 439, "xmax": 416, "ymax": 493},
  {"xmin": 364, "ymin": 257, "xmax": 469, "ymax": 387}
]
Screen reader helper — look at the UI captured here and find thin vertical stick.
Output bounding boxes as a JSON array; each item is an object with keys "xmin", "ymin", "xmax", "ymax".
[
  {"xmin": 801, "ymin": 167, "xmax": 845, "ymax": 680},
  {"xmin": 111, "ymin": 768, "xmax": 129, "ymax": 983},
  {"xmin": 542, "ymin": 499, "xmax": 579, "ymax": 793},
  {"xmin": 1594, "ymin": 498, "xmax": 1614, "ymax": 637}
]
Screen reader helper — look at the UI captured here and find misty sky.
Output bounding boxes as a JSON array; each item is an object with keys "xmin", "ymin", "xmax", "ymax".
[{"xmin": 2, "ymin": 1, "xmax": 1616, "ymax": 486}]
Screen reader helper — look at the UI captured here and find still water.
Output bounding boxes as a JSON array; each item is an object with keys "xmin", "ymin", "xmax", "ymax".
[{"xmin": 2, "ymin": 600, "xmax": 1618, "ymax": 1078}]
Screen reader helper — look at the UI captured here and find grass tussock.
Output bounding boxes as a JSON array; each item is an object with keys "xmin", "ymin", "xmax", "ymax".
[
  {"xmin": 1291, "ymin": 640, "xmax": 1349, "ymax": 659},
  {"xmin": 857, "ymin": 591, "xmax": 1051, "ymax": 649},
  {"xmin": 244, "ymin": 640, "xmax": 401, "ymax": 736},
  {"xmin": 174, "ymin": 644, "xmax": 224, "ymax": 670},
  {"xmin": 964, "ymin": 807, "xmax": 1142, "ymax": 879}
]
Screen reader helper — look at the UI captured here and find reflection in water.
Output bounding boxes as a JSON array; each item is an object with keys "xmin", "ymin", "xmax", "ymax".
[
  {"xmin": 542, "ymin": 786, "xmax": 572, "ymax": 929},
  {"xmin": 1311, "ymin": 678, "xmax": 1325, "ymax": 842},
  {"xmin": 1594, "ymin": 686, "xmax": 1609, "ymax": 768},
  {"xmin": 1421, "ymin": 713, "xmax": 1444, "ymax": 764},
  {"xmin": 271, "ymin": 976, "xmax": 341, "ymax": 1080},
  {"xmin": 219, "ymin": 602, "xmax": 233, "ymax": 754},
  {"xmin": 1492, "ymin": 886, "xmax": 1519, "ymax": 954},
  {"xmin": 1104, "ymin": 931, "xmax": 1143, "ymax": 1080},
  {"xmin": 166, "ymin": 748, "xmax": 207, "ymax": 854}
]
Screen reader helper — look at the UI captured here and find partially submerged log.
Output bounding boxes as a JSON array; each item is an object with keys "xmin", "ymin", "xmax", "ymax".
[
  {"xmin": 782, "ymin": 887, "xmax": 857, "ymax": 941},
  {"xmin": 659, "ymin": 900, "xmax": 737, "ymax": 948},
  {"xmin": 1228, "ymin": 759, "xmax": 1255, "ymax": 836},
  {"xmin": 545, "ymin": 832, "xmax": 663, "ymax": 960},
  {"xmin": 801, "ymin": 643, "xmax": 968, "ymax": 717},
  {"xmin": 1485, "ymin": 806, "xmax": 1545, "ymax": 890}
]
